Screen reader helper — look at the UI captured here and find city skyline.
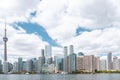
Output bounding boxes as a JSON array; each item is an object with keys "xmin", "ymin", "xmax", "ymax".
[
  {"xmin": 0, "ymin": 0, "xmax": 120, "ymax": 62},
  {"xmin": 0, "ymin": 47, "xmax": 120, "ymax": 74}
]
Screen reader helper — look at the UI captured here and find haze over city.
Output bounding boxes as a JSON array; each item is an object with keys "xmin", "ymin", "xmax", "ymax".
[{"xmin": 0, "ymin": 0, "xmax": 120, "ymax": 63}]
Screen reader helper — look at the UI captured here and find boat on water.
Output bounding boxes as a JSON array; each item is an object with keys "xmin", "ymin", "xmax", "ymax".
[
  {"xmin": 61, "ymin": 72, "xmax": 68, "ymax": 74},
  {"xmin": 25, "ymin": 72, "xmax": 29, "ymax": 74}
]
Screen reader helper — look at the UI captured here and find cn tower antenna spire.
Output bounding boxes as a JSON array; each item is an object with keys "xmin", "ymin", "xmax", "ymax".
[{"xmin": 5, "ymin": 20, "xmax": 6, "ymax": 37}]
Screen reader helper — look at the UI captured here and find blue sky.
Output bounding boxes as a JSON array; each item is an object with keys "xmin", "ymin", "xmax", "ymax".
[{"xmin": 15, "ymin": 22, "xmax": 59, "ymax": 46}]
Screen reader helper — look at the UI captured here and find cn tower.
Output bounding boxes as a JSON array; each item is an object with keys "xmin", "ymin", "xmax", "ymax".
[{"xmin": 3, "ymin": 22, "xmax": 8, "ymax": 61}]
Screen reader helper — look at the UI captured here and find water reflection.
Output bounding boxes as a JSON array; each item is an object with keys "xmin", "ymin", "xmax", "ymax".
[{"xmin": 0, "ymin": 74, "xmax": 120, "ymax": 80}]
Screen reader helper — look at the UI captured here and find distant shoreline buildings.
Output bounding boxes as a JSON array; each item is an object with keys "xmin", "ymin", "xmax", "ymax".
[{"xmin": 0, "ymin": 44, "xmax": 120, "ymax": 74}]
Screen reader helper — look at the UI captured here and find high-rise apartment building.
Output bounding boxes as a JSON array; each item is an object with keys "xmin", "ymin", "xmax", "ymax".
[
  {"xmin": 26, "ymin": 59, "xmax": 33, "ymax": 72},
  {"xmin": 54, "ymin": 54, "xmax": 63, "ymax": 73},
  {"xmin": 63, "ymin": 46, "xmax": 68, "ymax": 72},
  {"xmin": 13, "ymin": 61, "xmax": 18, "ymax": 73},
  {"xmin": 113, "ymin": 56, "xmax": 119, "ymax": 70},
  {"xmin": 83, "ymin": 55, "xmax": 95, "ymax": 72},
  {"xmin": 63, "ymin": 45, "xmax": 76, "ymax": 73},
  {"xmin": 45, "ymin": 45, "xmax": 52, "ymax": 64},
  {"xmin": 41, "ymin": 49, "xmax": 45, "ymax": 65},
  {"xmin": 100, "ymin": 59, "xmax": 107, "ymax": 70},
  {"xmin": 0, "ymin": 60, "xmax": 2, "ymax": 73},
  {"xmin": 69, "ymin": 45, "xmax": 73, "ymax": 73},
  {"xmin": 107, "ymin": 52, "xmax": 112, "ymax": 70},
  {"xmin": 70, "ymin": 53, "xmax": 77, "ymax": 72},
  {"xmin": 94, "ymin": 57, "xmax": 100, "ymax": 71},
  {"xmin": 77, "ymin": 56, "xmax": 84, "ymax": 71},
  {"xmin": 18, "ymin": 57, "xmax": 23, "ymax": 72}
]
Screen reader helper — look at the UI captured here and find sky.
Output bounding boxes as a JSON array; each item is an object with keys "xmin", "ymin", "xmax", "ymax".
[{"xmin": 0, "ymin": 0, "xmax": 120, "ymax": 62}]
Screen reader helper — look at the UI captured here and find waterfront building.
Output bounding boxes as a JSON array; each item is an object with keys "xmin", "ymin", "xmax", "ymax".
[
  {"xmin": 107, "ymin": 52, "xmax": 112, "ymax": 70},
  {"xmin": 18, "ymin": 57, "xmax": 23, "ymax": 72},
  {"xmin": 100, "ymin": 59, "xmax": 107, "ymax": 70},
  {"xmin": 113, "ymin": 56, "xmax": 119, "ymax": 70},
  {"xmin": 31, "ymin": 58, "xmax": 37, "ymax": 72},
  {"xmin": 26, "ymin": 59, "xmax": 33, "ymax": 72},
  {"xmin": 0, "ymin": 60, "xmax": 2, "ymax": 73},
  {"xmin": 8, "ymin": 62, "xmax": 13, "ymax": 72},
  {"xmin": 22, "ymin": 61, "xmax": 26, "ymax": 71},
  {"xmin": 42, "ymin": 63, "xmax": 55, "ymax": 73},
  {"xmin": 63, "ymin": 46, "xmax": 68, "ymax": 72},
  {"xmin": 94, "ymin": 57, "xmax": 100, "ymax": 71},
  {"xmin": 54, "ymin": 54, "xmax": 63, "ymax": 73},
  {"xmin": 71, "ymin": 53, "xmax": 77, "ymax": 71},
  {"xmin": 37, "ymin": 57, "xmax": 43, "ymax": 73},
  {"xmin": 13, "ymin": 61, "xmax": 18, "ymax": 73},
  {"xmin": 83, "ymin": 55, "xmax": 95, "ymax": 72},
  {"xmin": 47, "ymin": 57, "xmax": 53, "ymax": 64},
  {"xmin": 36, "ymin": 50, "xmax": 46, "ymax": 73},
  {"xmin": 2, "ymin": 61, "xmax": 8, "ymax": 73},
  {"xmin": 68, "ymin": 45, "xmax": 73, "ymax": 73},
  {"xmin": 41, "ymin": 49, "xmax": 45, "ymax": 65},
  {"xmin": 119, "ymin": 59, "xmax": 120, "ymax": 70},
  {"xmin": 77, "ymin": 56, "xmax": 84, "ymax": 71},
  {"xmin": 45, "ymin": 45, "xmax": 52, "ymax": 64}
]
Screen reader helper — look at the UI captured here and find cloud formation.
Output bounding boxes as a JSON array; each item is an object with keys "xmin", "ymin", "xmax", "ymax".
[
  {"xmin": 32, "ymin": 0, "xmax": 120, "ymax": 56},
  {"xmin": 0, "ymin": 0, "xmax": 120, "ymax": 62}
]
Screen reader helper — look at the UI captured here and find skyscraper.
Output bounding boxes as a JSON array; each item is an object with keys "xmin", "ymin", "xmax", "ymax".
[
  {"xmin": 69, "ymin": 45, "xmax": 74, "ymax": 55},
  {"xmin": 18, "ymin": 57, "xmax": 23, "ymax": 72},
  {"xmin": 69, "ymin": 45, "xmax": 76, "ymax": 73},
  {"xmin": 36, "ymin": 50, "xmax": 45, "ymax": 73},
  {"xmin": 45, "ymin": 45, "xmax": 52, "ymax": 64},
  {"xmin": 54, "ymin": 54, "xmax": 63, "ymax": 73},
  {"xmin": 0, "ymin": 60, "xmax": 2, "ymax": 73},
  {"xmin": 107, "ymin": 52, "xmax": 112, "ymax": 70},
  {"xmin": 26, "ymin": 59, "xmax": 33, "ymax": 72},
  {"xmin": 63, "ymin": 46, "xmax": 68, "ymax": 72},
  {"xmin": 41, "ymin": 49, "xmax": 45, "ymax": 65}
]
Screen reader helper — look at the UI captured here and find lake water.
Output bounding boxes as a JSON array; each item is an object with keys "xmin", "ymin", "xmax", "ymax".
[{"xmin": 0, "ymin": 74, "xmax": 120, "ymax": 80}]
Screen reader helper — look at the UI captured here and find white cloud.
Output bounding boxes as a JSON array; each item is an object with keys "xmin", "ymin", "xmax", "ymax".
[
  {"xmin": 61, "ymin": 27, "xmax": 120, "ymax": 56},
  {"xmin": 1, "ymin": 0, "xmax": 120, "ymax": 62},
  {"xmin": 0, "ymin": 0, "xmax": 40, "ymax": 23},
  {"xmin": 31, "ymin": 0, "xmax": 120, "ymax": 57}
]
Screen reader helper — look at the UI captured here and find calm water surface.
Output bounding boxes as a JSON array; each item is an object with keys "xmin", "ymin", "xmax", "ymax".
[{"xmin": 0, "ymin": 74, "xmax": 120, "ymax": 80}]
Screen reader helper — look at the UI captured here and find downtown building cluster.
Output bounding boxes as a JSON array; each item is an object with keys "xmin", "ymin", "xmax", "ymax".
[
  {"xmin": 77, "ymin": 52, "xmax": 120, "ymax": 72},
  {"xmin": 0, "ymin": 45, "xmax": 76, "ymax": 74},
  {"xmin": 1, "ymin": 44, "xmax": 120, "ymax": 74},
  {"xmin": 1, "ymin": 45, "xmax": 54, "ymax": 74}
]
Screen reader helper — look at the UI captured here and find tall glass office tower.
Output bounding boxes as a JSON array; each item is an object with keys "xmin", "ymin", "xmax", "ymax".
[
  {"xmin": 107, "ymin": 52, "xmax": 112, "ymax": 70},
  {"xmin": 45, "ymin": 45, "xmax": 52, "ymax": 64}
]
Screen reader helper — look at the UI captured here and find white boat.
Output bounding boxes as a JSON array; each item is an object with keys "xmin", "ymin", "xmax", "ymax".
[
  {"xmin": 61, "ymin": 72, "xmax": 68, "ymax": 74},
  {"xmin": 25, "ymin": 72, "xmax": 29, "ymax": 74}
]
